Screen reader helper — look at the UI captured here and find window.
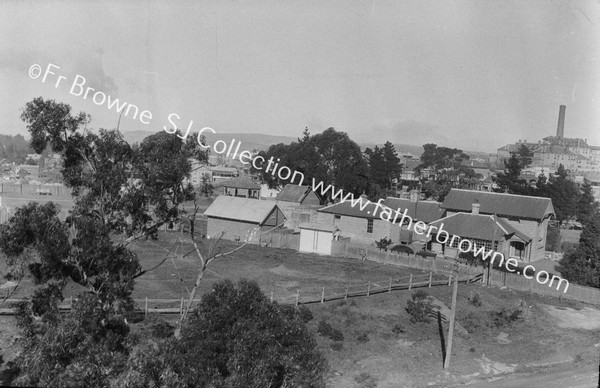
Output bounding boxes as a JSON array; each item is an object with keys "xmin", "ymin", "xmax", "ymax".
[
  {"xmin": 509, "ymin": 241, "xmax": 526, "ymax": 259},
  {"xmin": 367, "ymin": 219, "xmax": 373, "ymax": 234},
  {"xmin": 334, "ymin": 215, "xmax": 341, "ymax": 220}
]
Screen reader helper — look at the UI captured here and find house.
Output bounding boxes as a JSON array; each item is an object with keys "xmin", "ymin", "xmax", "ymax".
[
  {"xmin": 260, "ymin": 183, "xmax": 280, "ymax": 199},
  {"xmin": 276, "ymin": 184, "xmax": 322, "ymax": 205},
  {"xmin": 298, "ymin": 223, "xmax": 340, "ymax": 255},
  {"xmin": 441, "ymin": 189, "xmax": 554, "ymax": 262},
  {"xmin": 211, "ymin": 166, "xmax": 239, "ymax": 183},
  {"xmin": 428, "ymin": 204, "xmax": 532, "ymax": 261},
  {"xmin": 216, "ymin": 176, "xmax": 260, "ymax": 198},
  {"xmin": 317, "ymin": 192, "xmax": 444, "ymax": 247},
  {"xmin": 204, "ymin": 195, "xmax": 286, "ymax": 243}
]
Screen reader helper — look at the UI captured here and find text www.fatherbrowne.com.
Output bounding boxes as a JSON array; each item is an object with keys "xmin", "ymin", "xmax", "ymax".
[
  {"xmin": 308, "ymin": 179, "xmax": 570, "ymax": 294},
  {"xmin": 29, "ymin": 62, "xmax": 568, "ymax": 294}
]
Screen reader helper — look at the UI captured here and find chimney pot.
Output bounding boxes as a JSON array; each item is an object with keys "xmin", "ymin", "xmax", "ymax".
[{"xmin": 472, "ymin": 201, "xmax": 480, "ymax": 215}]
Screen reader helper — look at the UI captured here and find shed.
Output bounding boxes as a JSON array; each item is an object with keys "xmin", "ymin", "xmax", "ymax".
[
  {"xmin": 204, "ymin": 196, "xmax": 286, "ymax": 243},
  {"xmin": 298, "ymin": 223, "xmax": 339, "ymax": 255}
]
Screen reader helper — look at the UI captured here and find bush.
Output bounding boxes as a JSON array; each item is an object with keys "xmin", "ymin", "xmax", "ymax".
[
  {"xmin": 405, "ymin": 291, "xmax": 435, "ymax": 324},
  {"xmin": 545, "ymin": 226, "xmax": 561, "ymax": 251},
  {"xmin": 356, "ymin": 333, "xmax": 369, "ymax": 343},
  {"xmin": 297, "ymin": 305, "xmax": 313, "ymax": 323},
  {"xmin": 375, "ymin": 237, "xmax": 393, "ymax": 251},
  {"xmin": 355, "ymin": 372, "xmax": 378, "ymax": 388},
  {"xmin": 469, "ymin": 292, "xmax": 483, "ymax": 307},
  {"xmin": 416, "ymin": 250, "xmax": 437, "ymax": 258},
  {"xmin": 391, "ymin": 323, "xmax": 405, "ymax": 334},
  {"xmin": 490, "ymin": 307, "xmax": 524, "ymax": 328},
  {"xmin": 390, "ymin": 244, "xmax": 414, "ymax": 255},
  {"xmin": 115, "ymin": 279, "xmax": 327, "ymax": 388},
  {"xmin": 317, "ymin": 320, "xmax": 344, "ymax": 342}
]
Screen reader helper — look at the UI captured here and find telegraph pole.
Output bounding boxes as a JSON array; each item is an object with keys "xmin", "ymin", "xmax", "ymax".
[{"xmin": 444, "ymin": 258, "xmax": 460, "ymax": 370}]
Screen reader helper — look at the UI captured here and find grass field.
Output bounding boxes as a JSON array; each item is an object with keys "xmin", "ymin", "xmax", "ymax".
[{"xmin": 1, "ymin": 200, "xmax": 599, "ymax": 387}]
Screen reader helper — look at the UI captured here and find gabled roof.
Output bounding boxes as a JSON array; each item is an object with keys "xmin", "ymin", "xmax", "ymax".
[
  {"xmin": 215, "ymin": 177, "xmax": 260, "ymax": 190},
  {"xmin": 383, "ymin": 197, "xmax": 445, "ymax": 223},
  {"xmin": 277, "ymin": 184, "xmax": 317, "ymax": 203},
  {"xmin": 318, "ymin": 197, "xmax": 444, "ymax": 223},
  {"xmin": 441, "ymin": 189, "xmax": 554, "ymax": 220},
  {"xmin": 204, "ymin": 196, "xmax": 280, "ymax": 224},
  {"xmin": 430, "ymin": 213, "xmax": 531, "ymax": 242}
]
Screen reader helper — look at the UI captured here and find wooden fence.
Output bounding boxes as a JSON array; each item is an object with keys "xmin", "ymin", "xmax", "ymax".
[
  {"xmin": 0, "ymin": 271, "xmax": 484, "ymax": 316},
  {"xmin": 331, "ymin": 239, "xmax": 600, "ymax": 305}
]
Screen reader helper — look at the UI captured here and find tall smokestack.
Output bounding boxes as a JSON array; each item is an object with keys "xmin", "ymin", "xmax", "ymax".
[{"xmin": 556, "ymin": 105, "xmax": 566, "ymax": 138}]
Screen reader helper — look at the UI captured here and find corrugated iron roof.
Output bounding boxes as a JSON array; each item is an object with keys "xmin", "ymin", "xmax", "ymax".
[
  {"xmin": 204, "ymin": 195, "xmax": 280, "ymax": 224},
  {"xmin": 441, "ymin": 189, "xmax": 553, "ymax": 220},
  {"xmin": 277, "ymin": 184, "xmax": 311, "ymax": 203}
]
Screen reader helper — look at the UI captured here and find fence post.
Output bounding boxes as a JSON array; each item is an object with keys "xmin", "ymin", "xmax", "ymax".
[
  {"xmin": 428, "ymin": 271, "xmax": 432, "ymax": 288},
  {"xmin": 367, "ymin": 282, "xmax": 371, "ymax": 296},
  {"xmin": 388, "ymin": 277, "xmax": 392, "ymax": 293},
  {"xmin": 409, "ymin": 274, "xmax": 413, "ymax": 290},
  {"xmin": 180, "ymin": 298, "xmax": 184, "ymax": 317},
  {"xmin": 448, "ymin": 273, "xmax": 452, "ymax": 286},
  {"xmin": 270, "ymin": 292, "xmax": 273, "ymax": 303},
  {"xmin": 295, "ymin": 289, "xmax": 300, "ymax": 306},
  {"xmin": 70, "ymin": 296, "xmax": 73, "ymax": 308},
  {"xmin": 344, "ymin": 286, "xmax": 348, "ymax": 300},
  {"xmin": 321, "ymin": 287, "xmax": 325, "ymax": 304},
  {"xmin": 145, "ymin": 297, "xmax": 148, "ymax": 318}
]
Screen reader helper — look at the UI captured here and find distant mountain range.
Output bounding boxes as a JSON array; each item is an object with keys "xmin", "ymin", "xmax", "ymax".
[{"xmin": 120, "ymin": 130, "xmax": 297, "ymax": 152}]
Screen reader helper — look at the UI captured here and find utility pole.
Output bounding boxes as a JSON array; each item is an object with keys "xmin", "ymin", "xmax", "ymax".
[{"xmin": 444, "ymin": 258, "xmax": 459, "ymax": 370}]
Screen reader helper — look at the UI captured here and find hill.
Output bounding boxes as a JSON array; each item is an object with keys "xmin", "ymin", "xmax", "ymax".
[{"xmin": 120, "ymin": 130, "xmax": 296, "ymax": 151}]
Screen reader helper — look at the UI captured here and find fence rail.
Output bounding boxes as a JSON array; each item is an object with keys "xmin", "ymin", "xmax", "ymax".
[
  {"xmin": 327, "ymin": 239, "xmax": 600, "ymax": 305},
  {"xmin": 0, "ymin": 272, "xmax": 485, "ymax": 316}
]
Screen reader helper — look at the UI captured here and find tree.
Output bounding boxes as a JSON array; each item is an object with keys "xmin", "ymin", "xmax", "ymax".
[
  {"xmin": 556, "ymin": 208, "xmax": 600, "ymax": 288},
  {"xmin": 516, "ymin": 144, "xmax": 534, "ymax": 169},
  {"xmin": 113, "ymin": 280, "xmax": 326, "ymax": 387},
  {"xmin": 253, "ymin": 128, "xmax": 369, "ymax": 200},
  {"xmin": 576, "ymin": 179, "xmax": 598, "ymax": 224},
  {"xmin": 2, "ymin": 98, "xmax": 196, "ymax": 385},
  {"xmin": 542, "ymin": 165, "xmax": 579, "ymax": 224}
]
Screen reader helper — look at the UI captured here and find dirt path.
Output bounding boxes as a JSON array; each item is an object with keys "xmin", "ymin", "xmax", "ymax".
[{"xmin": 462, "ymin": 364, "xmax": 598, "ymax": 388}]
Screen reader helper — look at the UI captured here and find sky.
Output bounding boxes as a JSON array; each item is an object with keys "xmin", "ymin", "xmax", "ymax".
[{"xmin": 1, "ymin": 0, "xmax": 599, "ymax": 153}]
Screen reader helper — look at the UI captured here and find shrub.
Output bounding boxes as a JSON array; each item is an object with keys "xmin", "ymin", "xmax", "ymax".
[
  {"xmin": 416, "ymin": 250, "xmax": 437, "ymax": 258},
  {"xmin": 317, "ymin": 320, "xmax": 344, "ymax": 342},
  {"xmin": 391, "ymin": 323, "xmax": 405, "ymax": 334},
  {"xmin": 490, "ymin": 307, "xmax": 524, "ymax": 328},
  {"xmin": 356, "ymin": 333, "xmax": 369, "ymax": 343},
  {"xmin": 405, "ymin": 291, "xmax": 435, "ymax": 324},
  {"xmin": 469, "ymin": 292, "xmax": 483, "ymax": 307},
  {"xmin": 355, "ymin": 372, "xmax": 378, "ymax": 388},
  {"xmin": 390, "ymin": 244, "xmax": 414, "ymax": 255},
  {"xmin": 375, "ymin": 237, "xmax": 393, "ymax": 251},
  {"xmin": 297, "ymin": 305, "xmax": 313, "ymax": 323}
]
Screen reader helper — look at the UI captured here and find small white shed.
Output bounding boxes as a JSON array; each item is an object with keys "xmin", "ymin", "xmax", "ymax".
[{"xmin": 298, "ymin": 223, "xmax": 339, "ymax": 255}]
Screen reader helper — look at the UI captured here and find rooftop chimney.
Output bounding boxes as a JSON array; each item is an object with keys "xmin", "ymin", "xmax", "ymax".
[
  {"xmin": 556, "ymin": 105, "xmax": 566, "ymax": 138},
  {"xmin": 409, "ymin": 190, "xmax": 419, "ymax": 203},
  {"xmin": 471, "ymin": 201, "xmax": 480, "ymax": 215}
]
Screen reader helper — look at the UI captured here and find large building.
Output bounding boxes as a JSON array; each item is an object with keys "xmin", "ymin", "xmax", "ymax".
[
  {"xmin": 497, "ymin": 105, "xmax": 598, "ymax": 173},
  {"xmin": 441, "ymin": 189, "xmax": 554, "ymax": 262}
]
